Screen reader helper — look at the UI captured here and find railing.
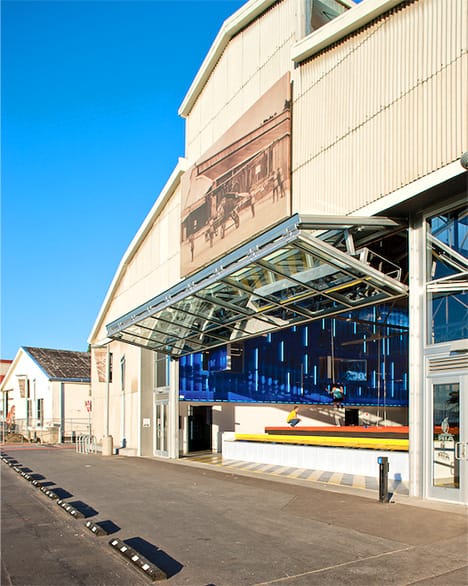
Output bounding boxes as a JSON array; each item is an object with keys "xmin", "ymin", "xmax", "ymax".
[
  {"xmin": 0, "ymin": 418, "xmax": 90, "ymax": 444},
  {"xmin": 76, "ymin": 435, "xmax": 98, "ymax": 454}
]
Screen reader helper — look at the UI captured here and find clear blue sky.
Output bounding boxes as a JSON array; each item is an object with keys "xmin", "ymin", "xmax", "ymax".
[{"xmin": 1, "ymin": 0, "xmax": 245, "ymax": 359}]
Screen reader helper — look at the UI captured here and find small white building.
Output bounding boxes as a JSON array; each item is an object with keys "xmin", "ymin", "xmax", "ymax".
[
  {"xmin": 0, "ymin": 347, "xmax": 91, "ymax": 443},
  {"xmin": 0, "ymin": 359, "xmax": 13, "ymax": 420}
]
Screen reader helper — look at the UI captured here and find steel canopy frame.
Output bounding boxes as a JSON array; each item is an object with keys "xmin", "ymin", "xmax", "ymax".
[{"xmin": 106, "ymin": 214, "xmax": 408, "ymax": 357}]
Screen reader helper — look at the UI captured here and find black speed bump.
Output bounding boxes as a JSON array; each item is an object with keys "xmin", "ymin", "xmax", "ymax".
[
  {"xmin": 85, "ymin": 521, "xmax": 109, "ymax": 536},
  {"xmin": 109, "ymin": 538, "xmax": 167, "ymax": 581},
  {"xmin": 56, "ymin": 499, "xmax": 85, "ymax": 519},
  {"xmin": 41, "ymin": 487, "xmax": 59, "ymax": 500}
]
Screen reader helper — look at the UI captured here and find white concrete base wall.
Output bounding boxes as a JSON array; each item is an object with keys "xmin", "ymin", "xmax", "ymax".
[{"xmin": 222, "ymin": 437, "xmax": 409, "ymax": 481}]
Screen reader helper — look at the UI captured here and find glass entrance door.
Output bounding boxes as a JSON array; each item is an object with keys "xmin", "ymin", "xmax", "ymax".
[
  {"xmin": 154, "ymin": 397, "xmax": 168, "ymax": 457},
  {"xmin": 428, "ymin": 374, "xmax": 467, "ymax": 503}
]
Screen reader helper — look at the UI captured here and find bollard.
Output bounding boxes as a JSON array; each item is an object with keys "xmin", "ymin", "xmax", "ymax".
[
  {"xmin": 102, "ymin": 435, "xmax": 113, "ymax": 456},
  {"xmin": 378, "ymin": 456, "xmax": 389, "ymax": 503}
]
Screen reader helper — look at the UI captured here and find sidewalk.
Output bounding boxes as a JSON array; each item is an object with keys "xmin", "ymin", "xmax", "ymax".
[
  {"xmin": 182, "ymin": 451, "xmax": 410, "ymax": 499},
  {"xmin": 1, "ymin": 443, "xmax": 467, "ymax": 586}
]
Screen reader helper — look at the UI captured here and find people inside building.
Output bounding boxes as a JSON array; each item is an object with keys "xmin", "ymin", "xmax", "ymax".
[
  {"xmin": 286, "ymin": 405, "xmax": 301, "ymax": 427},
  {"xmin": 329, "ymin": 383, "xmax": 345, "ymax": 408}
]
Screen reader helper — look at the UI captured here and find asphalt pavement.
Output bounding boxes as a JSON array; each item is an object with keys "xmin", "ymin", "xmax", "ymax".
[{"xmin": 1, "ymin": 444, "xmax": 467, "ymax": 586}]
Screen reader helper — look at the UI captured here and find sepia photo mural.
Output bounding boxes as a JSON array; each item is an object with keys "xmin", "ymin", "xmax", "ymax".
[{"xmin": 180, "ymin": 74, "xmax": 291, "ymax": 277}]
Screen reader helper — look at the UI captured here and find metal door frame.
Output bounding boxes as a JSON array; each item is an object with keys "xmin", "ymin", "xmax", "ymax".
[
  {"xmin": 426, "ymin": 371, "xmax": 467, "ymax": 504},
  {"xmin": 154, "ymin": 390, "xmax": 169, "ymax": 457}
]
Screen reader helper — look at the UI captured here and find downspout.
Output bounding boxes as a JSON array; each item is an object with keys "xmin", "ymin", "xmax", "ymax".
[
  {"xmin": 102, "ymin": 344, "xmax": 113, "ymax": 455},
  {"xmin": 106, "ymin": 344, "xmax": 110, "ymax": 437},
  {"xmin": 60, "ymin": 382, "xmax": 65, "ymax": 443},
  {"xmin": 169, "ymin": 358, "xmax": 179, "ymax": 459}
]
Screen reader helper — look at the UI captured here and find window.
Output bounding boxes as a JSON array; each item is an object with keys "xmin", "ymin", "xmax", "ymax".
[
  {"xmin": 426, "ymin": 202, "xmax": 468, "ymax": 344},
  {"xmin": 108, "ymin": 352, "xmax": 113, "ymax": 383},
  {"xmin": 26, "ymin": 398, "xmax": 31, "ymax": 425},
  {"xmin": 305, "ymin": 0, "xmax": 349, "ymax": 36},
  {"xmin": 154, "ymin": 352, "xmax": 169, "ymax": 388},
  {"xmin": 37, "ymin": 398, "xmax": 44, "ymax": 427},
  {"xmin": 120, "ymin": 355, "xmax": 126, "ymax": 391}
]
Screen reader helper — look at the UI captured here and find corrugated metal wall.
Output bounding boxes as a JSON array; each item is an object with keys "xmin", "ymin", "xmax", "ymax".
[
  {"xmin": 109, "ymin": 188, "xmax": 182, "ymax": 326},
  {"xmin": 185, "ymin": 0, "xmax": 296, "ymax": 161},
  {"xmin": 292, "ymin": 0, "xmax": 468, "ymax": 215}
]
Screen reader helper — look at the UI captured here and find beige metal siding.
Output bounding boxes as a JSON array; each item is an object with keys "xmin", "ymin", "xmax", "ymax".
[
  {"xmin": 105, "ymin": 188, "xmax": 182, "ymax": 328},
  {"xmin": 292, "ymin": 0, "xmax": 468, "ymax": 215},
  {"xmin": 185, "ymin": 0, "xmax": 296, "ymax": 161}
]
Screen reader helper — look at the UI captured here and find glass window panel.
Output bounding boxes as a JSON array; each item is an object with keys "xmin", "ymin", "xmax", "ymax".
[
  {"xmin": 429, "ymin": 207, "xmax": 468, "ymax": 256},
  {"xmin": 252, "ymin": 275, "xmax": 311, "ymax": 304},
  {"xmin": 126, "ymin": 322, "xmax": 157, "ymax": 338},
  {"xmin": 282, "ymin": 243, "xmax": 358, "ymax": 291},
  {"xmin": 126, "ymin": 322, "xmax": 180, "ymax": 347},
  {"xmin": 328, "ymin": 281, "xmax": 391, "ymax": 306},
  {"xmin": 427, "ymin": 206, "xmax": 468, "ymax": 281},
  {"xmin": 426, "ymin": 203, "xmax": 468, "ymax": 344},
  {"xmin": 293, "ymin": 294, "xmax": 346, "ymax": 316},
  {"xmin": 154, "ymin": 352, "xmax": 169, "ymax": 388},
  {"xmin": 429, "ymin": 291, "xmax": 468, "ymax": 343},
  {"xmin": 263, "ymin": 246, "xmax": 311, "ymax": 273},
  {"xmin": 192, "ymin": 294, "xmax": 251, "ymax": 323},
  {"xmin": 432, "ymin": 383, "xmax": 459, "ymax": 489},
  {"xmin": 231, "ymin": 264, "xmax": 273, "ymax": 291},
  {"xmin": 298, "ymin": 265, "xmax": 354, "ymax": 292},
  {"xmin": 187, "ymin": 327, "xmax": 233, "ymax": 346},
  {"xmin": 233, "ymin": 316, "xmax": 281, "ymax": 337},
  {"xmin": 118, "ymin": 332, "xmax": 158, "ymax": 350},
  {"xmin": 108, "ymin": 222, "xmax": 408, "ymax": 356},
  {"xmin": 306, "ymin": 0, "xmax": 349, "ymax": 36},
  {"xmin": 258, "ymin": 305, "xmax": 310, "ymax": 325},
  {"xmin": 202, "ymin": 281, "xmax": 251, "ymax": 306}
]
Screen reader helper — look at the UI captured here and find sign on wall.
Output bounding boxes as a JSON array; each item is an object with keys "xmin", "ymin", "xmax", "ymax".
[
  {"xmin": 94, "ymin": 348, "xmax": 108, "ymax": 383},
  {"xmin": 180, "ymin": 74, "xmax": 291, "ymax": 277}
]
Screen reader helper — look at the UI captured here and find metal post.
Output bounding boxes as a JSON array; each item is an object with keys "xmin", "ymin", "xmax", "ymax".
[
  {"xmin": 378, "ymin": 456, "xmax": 389, "ymax": 503},
  {"xmin": 105, "ymin": 346, "xmax": 110, "ymax": 438}
]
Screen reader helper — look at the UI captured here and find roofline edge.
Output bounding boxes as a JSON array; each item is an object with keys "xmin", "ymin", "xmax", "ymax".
[{"xmin": 87, "ymin": 158, "xmax": 188, "ymax": 346}]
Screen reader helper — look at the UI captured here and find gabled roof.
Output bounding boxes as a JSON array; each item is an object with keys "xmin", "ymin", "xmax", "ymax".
[
  {"xmin": 23, "ymin": 347, "xmax": 91, "ymax": 382},
  {"xmin": 178, "ymin": 0, "xmax": 364, "ymax": 117}
]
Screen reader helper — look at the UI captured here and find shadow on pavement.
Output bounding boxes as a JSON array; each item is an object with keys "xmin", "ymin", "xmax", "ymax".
[
  {"xmin": 125, "ymin": 536, "xmax": 184, "ymax": 578},
  {"xmin": 67, "ymin": 500, "xmax": 98, "ymax": 518},
  {"xmin": 49, "ymin": 487, "xmax": 73, "ymax": 499},
  {"xmin": 95, "ymin": 519, "xmax": 121, "ymax": 534}
]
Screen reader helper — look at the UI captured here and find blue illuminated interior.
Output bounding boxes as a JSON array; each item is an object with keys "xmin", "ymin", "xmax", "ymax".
[{"xmin": 179, "ymin": 304, "xmax": 409, "ymax": 407}]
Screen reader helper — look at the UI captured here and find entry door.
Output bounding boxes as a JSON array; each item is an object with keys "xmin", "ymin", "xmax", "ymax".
[
  {"xmin": 154, "ymin": 399, "xmax": 168, "ymax": 457},
  {"xmin": 188, "ymin": 406, "xmax": 212, "ymax": 452},
  {"xmin": 428, "ymin": 374, "xmax": 467, "ymax": 504}
]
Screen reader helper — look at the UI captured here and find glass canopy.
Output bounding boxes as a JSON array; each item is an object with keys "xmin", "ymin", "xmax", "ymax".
[{"xmin": 107, "ymin": 214, "xmax": 408, "ymax": 357}]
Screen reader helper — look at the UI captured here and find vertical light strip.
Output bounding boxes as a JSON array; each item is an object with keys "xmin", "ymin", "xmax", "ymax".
[
  {"xmin": 254, "ymin": 348, "xmax": 259, "ymax": 391},
  {"xmin": 391, "ymin": 362, "xmax": 395, "ymax": 397}
]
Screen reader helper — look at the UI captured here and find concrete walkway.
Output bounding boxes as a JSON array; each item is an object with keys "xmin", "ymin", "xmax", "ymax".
[
  {"xmin": 1, "ymin": 444, "xmax": 467, "ymax": 586},
  {"xmin": 183, "ymin": 452, "xmax": 410, "ymax": 496}
]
